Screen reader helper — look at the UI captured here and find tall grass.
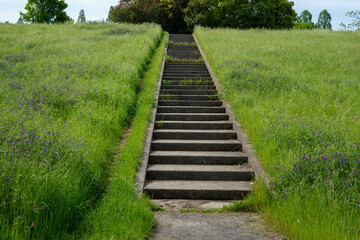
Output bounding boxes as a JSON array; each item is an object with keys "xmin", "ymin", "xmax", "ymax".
[
  {"xmin": 0, "ymin": 23, "xmax": 162, "ymax": 239},
  {"xmin": 83, "ymin": 32, "xmax": 167, "ymax": 240},
  {"xmin": 195, "ymin": 27, "xmax": 360, "ymax": 239}
]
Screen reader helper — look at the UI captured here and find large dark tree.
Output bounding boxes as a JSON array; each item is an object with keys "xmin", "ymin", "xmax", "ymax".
[
  {"xmin": 20, "ymin": 0, "xmax": 70, "ymax": 24},
  {"xmin": 110, "ymin": 0, "xmax": 297, "ymax": 32}
]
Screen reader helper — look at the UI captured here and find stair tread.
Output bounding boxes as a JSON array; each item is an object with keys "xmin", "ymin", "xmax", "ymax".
[
  {"xmin": 144, "ymin": 180, "xmax": 253, "ymax": 191},
  {"xmin": 156, "ymin": 113, "xmax": 227, "ymax": 116},
  {"xmin": 150, "ymin": 150, "xmax": 246, "ymax": 157},
  {"xmin": 152, "ymin": 139, "xmax": 240, "ymax": 144},
  {"xmin": 153, "ymin": 129, "xmax": 236, "ymax": 133},
  {"xmin": 147, "ymin": 164, "xmax": 253, "ymax": 172}
]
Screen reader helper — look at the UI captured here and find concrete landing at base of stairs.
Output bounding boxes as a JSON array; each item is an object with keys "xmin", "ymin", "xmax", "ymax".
[{"xmin": 152, "ymin": 212, "xmax": 282, "ymax": 240}]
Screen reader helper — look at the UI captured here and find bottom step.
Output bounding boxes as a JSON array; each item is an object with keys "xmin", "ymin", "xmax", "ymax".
[{"xmin": 144, "ymin": 180, "xmax": 253, "ymax": 200}]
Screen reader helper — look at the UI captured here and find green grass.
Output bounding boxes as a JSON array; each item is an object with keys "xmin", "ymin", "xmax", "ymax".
[
  {"xmin": 0, "ymin": 23, "xmax": 162, "ymax": 239},
  {"xmin": 83, "ymin": 32, "xmax": 168, "ymax": 240},
  {"xmin": 195, "ymin": 27, "xmax": 360, "ymax": 239}
]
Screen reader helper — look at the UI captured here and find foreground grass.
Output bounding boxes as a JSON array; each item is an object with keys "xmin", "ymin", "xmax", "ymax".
[
  {"xmin": 195, "ymin": 27, "xmax": 360, "ymax": 239},
  {"xmin": 0, "ymin": 23, "xmax": 162, "ymax": 239},
  {"xmin": 84, "ymin": 32, "xmax": 167, "ymax": 240}
]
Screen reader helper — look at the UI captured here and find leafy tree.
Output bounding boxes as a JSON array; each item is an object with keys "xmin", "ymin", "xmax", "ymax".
[
  {"xmin": 20, "ymin": 0, "xmax": 70, "ymax": 24},
  {"xmin": 298, "ymin": 10, "xmax": 313, "ymax": 25},
  {"xmin": 77, "ymin": 9, "xmax": 86, "ymax": 23},
  {"xmin": 111, "ymin": 0, "xmax": 296, "ymax": 32},
  {"xmin": 316, "ymin": 9, "xmax": 332, "ymax": 29},
  {"xmin": 110, "ymin": 0, "xmax": 161, "ymax": 25},
  {"xmin": 340, "ymin": 10, "xmax": 360, "ymax": 30},
  {"xmin": 160, "ymin": 0, "xmax": 190, "ymax": 33}
]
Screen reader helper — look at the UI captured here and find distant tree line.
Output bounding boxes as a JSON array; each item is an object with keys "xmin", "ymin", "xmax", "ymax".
[
  {"xmin": 109, "ymin": 0, "xmax": 297, "ymax": 33},
  {"xmin": 295, "ymin": 9, "xmax": 332, "ymax": 29}
]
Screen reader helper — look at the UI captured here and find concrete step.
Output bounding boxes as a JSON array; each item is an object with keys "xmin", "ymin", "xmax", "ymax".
[
  {"xmin": 164, "ymin": 67, "xmax": 208, "ymax": 71},
  {"xmin": 165, "ymin": 63, "xmax": 206, "ymax": 67},
  {"xmin": 158, "ymin": 100, "xmax": 222, "ymax": 107},
  {"xmin": 156, "ymin": 113, "xmax": 229, "ymax": 121},
  {"xmin": 151, "ymin": 139, "xmax": 242, "ymax": 151},
  {"xmin": 157, "ymin": 106, "xmax": 226, "ymax": 113},
  {"xmin": 163, "ymin": 77, "xmax": 212, "ymax": 81},
  {"xmin": 159, "ymin": 95, "xmax": 218, "ymax": 101},
  {"xmin": 163, "ymin": 73, "xmax": 211, "ymax": 77},
  {"xmin": 168, "ymin": 45, "xmax": 198, "ymax": 51},
  {"xmin": 162, "ymin": 78, "xmax": 212, "ymax": 82},
  {"xmin": 146, "ymin": 164, "xmax": 255, "ymax": 181},
  {"xmin": 160, "ymin": 89, "xmax": 217, "ymax": 95},
  {"xmin": 149, "ymin": 151, "xmax": 248, "ymax": 165},
  {"xmin": 162, "ymin": 80, "xmax": 214, "ymax": 86},
  {"xmin": 153, "ymin": 129, "xmax": 237, "ymax": 140},
  {"xmin": 161, "ymin": 85, "xmax": 215, "ymax": 90},
  {"xmin": 163, "ymin": 69, "xmax": 209, "ymax": 73},
  {"xmin": 143, "ymin": 180, "xmax": 253, "ymax": 200},
  {"xmin": 169, "ymin": 34, "xmax": 195, "ymax": 43},
  {"xmin": 155, "ymin": 120, "xmax": 233, "ymax": 130}
]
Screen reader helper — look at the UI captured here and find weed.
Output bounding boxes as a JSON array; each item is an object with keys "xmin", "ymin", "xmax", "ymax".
[{"xmin": 165, "ymin": 56, "xmax": 204, "ymax": 63}]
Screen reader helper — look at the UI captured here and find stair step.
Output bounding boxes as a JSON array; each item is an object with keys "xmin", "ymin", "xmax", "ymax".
[
  {"xmin": 151, "ymin": 139, "xmax": 242, "ymax": 151},
  {"xmin": 156, "ymin": 121, "xmax": 232, "ymax": 130},
  {"xmin": 159, "ymin": 95, "xmax": 218, "ymax": 101},
  {"xmin": 143, "ymin": 180, "xmax": 253, "ymax": 200},
  {"xmin": 160, "ymin": 90, "xmax": 217, "ymax": 95},
  {"xmin": 157, "ymin": 106, "xmax": 226, "ymax": 113},
  {"xmin": 158, "ymin": 100, "xmax": 222, "ymax": 107},
  {"xmin": 162, "ymin": 80, "xmax": 214, "ymax": 85},
  {"xmin": 169, "ymin": 34, "xmax": 195, "ymax": 43},
  {"xmin": 165, "ymin": 63, "xmax": 206, "ymax": 67},
  {"xmin": 163, "ymin": 69, "xmax": 209, "ymax": 73},
  {"xmin": 156, "ymin": 113, "xmax": 228, "ymax": 121},
  {"xmin": 147, "ymin": 164, "xmax": 255, "ymax": 181},
  {"xmin": 149, "ymin": 151, "xmax": 248, "ymax": 165},
  {"xmin": 163, "ymin": 77, "xmax": 212, "ymax": 81},
  {"xmin": 153, "ymin": 129, "xmax": 237, "ymax": 140},
  {"xmin": 161, "ymin": 85, "xmax": 215, "ymax": 90},
  {"xmin": 163, "ymin": 74, "xmax": 211, "ymax": 78}
]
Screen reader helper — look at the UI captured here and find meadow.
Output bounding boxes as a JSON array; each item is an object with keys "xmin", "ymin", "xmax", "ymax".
[
  {"xmin": 0, "ymin": 23, "xmax": 164, "ymax": 239},
  {"xmin": 195, "ymin": 27, "xmax": 360, "ymax": 239}
]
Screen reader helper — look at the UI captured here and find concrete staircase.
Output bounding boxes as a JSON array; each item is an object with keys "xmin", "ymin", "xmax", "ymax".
[{"xmin": 143, "ymin": 34, "xmax": 255, "ymax": 200}]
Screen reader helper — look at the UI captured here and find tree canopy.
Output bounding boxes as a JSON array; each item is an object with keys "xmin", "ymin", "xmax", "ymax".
[
  {"xmin": 316, "ymin": 9, "xmax": 332, "ymax": 29},
  {"xmin": 109, "ymin": 0, "xmax": 297, "ymax": 33},
  {"xmin": 20, "ymin": 0, "xmax": 70, "ymax": 24},
  {"xmin": 77, "ymin": 9, "xmax": 86, "ymax": 23}
]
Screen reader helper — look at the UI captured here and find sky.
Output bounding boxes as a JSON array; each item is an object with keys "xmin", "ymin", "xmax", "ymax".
[{"xmin": 0, "ymin": 0, "xmax": 359, "ymax": 30}]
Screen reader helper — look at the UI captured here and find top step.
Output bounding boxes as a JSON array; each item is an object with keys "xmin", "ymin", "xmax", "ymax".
[{"xmin": 169, "ymin": 34, "xmax": 195, "ymax": 43}]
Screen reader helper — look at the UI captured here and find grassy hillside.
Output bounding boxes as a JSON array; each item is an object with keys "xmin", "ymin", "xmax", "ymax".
[
  {"xmin": 195, "ymin": 27, "xmax": 360, "ymax": 239},
  {"xmin": 0, "ymin": 23, "xmax": 163, "ymax": 239}
]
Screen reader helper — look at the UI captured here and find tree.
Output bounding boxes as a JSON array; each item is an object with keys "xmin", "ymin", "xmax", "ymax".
[
  {"xmin": 20, "ymin": 0, "xmax": 70, "ymax": 24},
  {"xmin": 77, "ymin": 9, "xmax": 86, "ymax": 23},
  {"xmin": 298, "ymin": 10, "xmax": 313, "ymax": 25},
  {"xmin": 340, "ymin": 10, "xmax": 360, "ymax": 30},
  {"xmin": 316, "ymin": 9, "xmax": 332, "ymax": 29}
]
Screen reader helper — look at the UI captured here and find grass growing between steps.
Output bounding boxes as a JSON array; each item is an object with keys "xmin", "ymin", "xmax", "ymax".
[
  {"xmin": 83, "ymin": 32, "xmax": 168, "ymax": 240},
  {"xmin": 0, "ymin": 23, "xmax": 162, "ymax": 239},
  {"xmin": 165, "ymin": 56, "xmax": 204, "ymax": 63},
  {"xmin": 195, "ymin": 27, "xmax": 360, "ymax": 239}
]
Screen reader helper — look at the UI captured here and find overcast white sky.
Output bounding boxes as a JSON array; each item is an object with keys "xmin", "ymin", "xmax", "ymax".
[{"xmin": 0, "ymin": 0, "xmax": 359, "ymax": 30}]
